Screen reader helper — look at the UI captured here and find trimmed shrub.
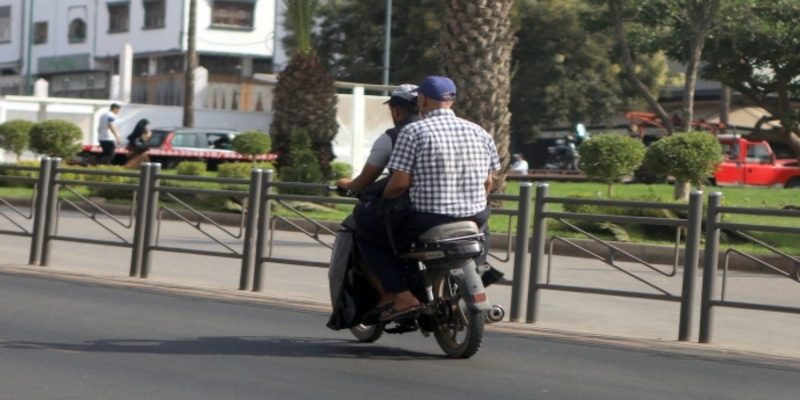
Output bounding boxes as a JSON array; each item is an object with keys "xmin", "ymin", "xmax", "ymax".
[
  {"xmin": 0, "ymin": 119, "xmax": 34, "ymax": 161},
  {"xmin": 578, "ymin": 134, "xmax": 646, "ymax": 196},
  {"xmin": 176, "ymin": 161, "xmax": 207, "ymax": 176},
  {"xmin": 279, "ymin": 130, "xmax": 324, "ymax": 196},
  {"xmin": 217, "ymin": 162, "xmax": 254, "ymax": 179},
  {"xmin": 0, "ymin": 160, "xmax": 40, "ymax": 188},
  {"xmin": 330, "ymin": 162, "xmax": 353, "ymax": 181},
  {"xmin": 231, "ymin": 130, "xmax": 272, "ymax": 165},
  {"xmin": 644, "ymin": 132, "xmax": 724, "ymax": 189},
  {"xmin": 29, "ymin": 119, "xmax": 83, "ymax": 160}
]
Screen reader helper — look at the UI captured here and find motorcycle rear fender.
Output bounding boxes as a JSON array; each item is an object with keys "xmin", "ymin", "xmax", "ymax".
[{"xmin": 451, "ymin": 260, "xmax": 491, "ymax": 312}]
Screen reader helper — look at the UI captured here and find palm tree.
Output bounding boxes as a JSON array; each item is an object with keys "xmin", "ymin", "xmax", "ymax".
[
  {"xmin": 271, "ymin": 0, "xmax": 338, "ymax": 179},
  {"xmin": 439, "ymin": 0, "xmax": 517, "ymax": 194}
]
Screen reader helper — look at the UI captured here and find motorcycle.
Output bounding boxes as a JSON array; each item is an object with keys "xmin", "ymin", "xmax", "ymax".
[
  {"xmin": 328, "ymin": 187, "xmax": 505, "ymax": 359},
  {"xmin": 543, "ymin": 137, "xmax": 581, "ymax": 171}
]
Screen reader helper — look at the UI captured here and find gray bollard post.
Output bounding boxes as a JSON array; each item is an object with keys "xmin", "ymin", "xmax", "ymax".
[
  {"xmin": 253, "ymin": 170, "xmax": 274, "ymax": 292},
  {"xmin": 29, "ymin": 157, "xmax": 52, "ymax": 265},
  {"xmin": 239, "ymin": 169, "xmax": 263, "ymax": 291},
  {"xmin": 40, "ymin": 158, "xmax": 61, "ymax": 267},
  {"xmin": 525, "ymin": 183, "xmax": 549, "ymax": 323},
  {"xmin": 140, "ymin": 163, "xmax": 161, "ymax": 279},
  {"xmin": 510, "ymin": 182, "xmax": 533, "ymax": 322},
  {"xmin": 129, "ymin": 163, "xmax": 152, "ymax": 277},
  {"xmin": 678, "ymin": 190, "xmax": 703, "ymax": 341},
  {"xmin": 699, "ymin": 192, "xmax": 722, "ymax": 343}
]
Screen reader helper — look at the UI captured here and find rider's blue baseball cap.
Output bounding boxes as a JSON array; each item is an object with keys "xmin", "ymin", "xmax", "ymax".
[{"xmin": 412, "ymin": 76, "xmax": 457, "ymax": 102}]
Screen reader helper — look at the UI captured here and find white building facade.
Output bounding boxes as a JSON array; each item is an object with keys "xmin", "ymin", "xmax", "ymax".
[{"xmin": 0, "ymin": 0, "xmax": 276, "ymax": 101}]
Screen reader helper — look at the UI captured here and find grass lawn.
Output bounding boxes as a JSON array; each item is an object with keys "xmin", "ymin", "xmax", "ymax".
[{"xmin": 2, "ymin": 175, "xmax": 798, "ymax": 255}]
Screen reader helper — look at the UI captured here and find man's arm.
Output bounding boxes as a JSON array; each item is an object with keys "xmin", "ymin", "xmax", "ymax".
[
  {"xmin": 109, "ymin": 121, "xmax": 121, "ymax": 144},
  {"xmin": 336, "ymin": 163, "xmax": 383, "ymax": 192},
  {"xmin": 383, "ymin": 170, "xmax": 412, "ymax": 199},
  {"xmin": 484, "ymin": 172, "xmax": 493, "ymax": 196}
]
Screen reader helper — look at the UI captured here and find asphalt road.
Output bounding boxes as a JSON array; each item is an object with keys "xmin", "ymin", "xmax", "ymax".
[{"xmin": 1, "ymin": 269, "xmax": 798, "ymax": 400}]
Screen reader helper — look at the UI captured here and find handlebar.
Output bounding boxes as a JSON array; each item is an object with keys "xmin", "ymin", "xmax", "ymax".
[{"xmin": 329, "ymin": 185, "xmax": 358, "ymax": 198}]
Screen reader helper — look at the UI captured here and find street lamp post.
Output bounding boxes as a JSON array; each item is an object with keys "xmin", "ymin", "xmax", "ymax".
[
  {"xmin": 382, "ymin": 0, "xmax": 392, "ymax": 94},
  {"xmin": 24, "ymin": 0, "xmax": 35, "ymax": 95}
]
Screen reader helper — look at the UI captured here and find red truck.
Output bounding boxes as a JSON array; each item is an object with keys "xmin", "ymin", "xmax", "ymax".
[{"xmin": 714, "ymin": 135, "xmax": 800, "ymax": 188}]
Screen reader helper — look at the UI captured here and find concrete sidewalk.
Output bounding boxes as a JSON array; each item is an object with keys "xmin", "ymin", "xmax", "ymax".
[{"xmin": 1, "ymin": 210, "xmax": 799, "ymax": 358}]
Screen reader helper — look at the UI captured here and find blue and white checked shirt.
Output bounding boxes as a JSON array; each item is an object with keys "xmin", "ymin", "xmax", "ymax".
[{"xmin": 387, "ymin": 108, "xmax": 501, "ymax": 217}]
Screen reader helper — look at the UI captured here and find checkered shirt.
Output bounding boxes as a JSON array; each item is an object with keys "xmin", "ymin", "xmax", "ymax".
[{"xmin": 387, "ymin": 108, "xmax": 501, "ymax": 217}]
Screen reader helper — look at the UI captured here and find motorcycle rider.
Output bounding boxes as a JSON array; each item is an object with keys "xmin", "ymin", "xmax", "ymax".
[
  {"xmin": 355, "ymin": 76, "xmax": 501, "ymax": 322},
  {"xmin": 335, "ymin": 84, "xmax": 421, "ymax": 194},
  {"xmin": 335, "ymin": 84, "xmax": 422, "ymax": 306}
]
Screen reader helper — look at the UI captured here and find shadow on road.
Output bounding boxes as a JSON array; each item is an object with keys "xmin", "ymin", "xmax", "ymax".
[{"xmin": 1, "ymin": 336, "xmax": 446, "ymax": 360}]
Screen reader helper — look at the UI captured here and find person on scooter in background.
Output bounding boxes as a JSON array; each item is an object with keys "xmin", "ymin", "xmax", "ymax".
[
  {"xmin": 355, "ymin": 76, "xmax": 501, "ymax": 322},
  {"xmin": 334, "ymin": 84, "xmax": 422, "ymax": 310},
  {"xmin": 335, "ymin": 84, "xmax": 421, "ymax": 194}
]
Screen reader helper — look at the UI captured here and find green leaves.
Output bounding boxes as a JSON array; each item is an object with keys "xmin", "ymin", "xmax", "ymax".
[
  {"xmin": 231, "ymin": 130, "xmax": 272, "ymax": 159},
  {"xmin": 28, "ymin": 120, "xmax": 83, "ymax": 160},
  {"xmin": 578, "ymin": 133, "xmax": 646, "ymax": 196},
  {"xmin": 644, "ymin": 132, "xmax": 723, "ymax": 187},
  {"xmin": 0, "ymin": 119, "xmax": 34, "ymax": 160},
  {"xmin": 284, "ymin": 0, "xmax": 322, "ymax": 54}
]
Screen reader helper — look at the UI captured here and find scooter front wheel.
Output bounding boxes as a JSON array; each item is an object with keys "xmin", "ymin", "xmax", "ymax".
[{"xmin": 350, "ymin": 323, "xmax": 385, "ymax": 343}]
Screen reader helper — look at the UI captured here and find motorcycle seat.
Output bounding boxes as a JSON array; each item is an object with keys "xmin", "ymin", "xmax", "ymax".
[
  {"xmin": 417, "ymin": 221, "xmax": 480, "ymax": 242},
  {"xmin": 400, "ymin": 222, "xmax": 483, "ymax": 262}
]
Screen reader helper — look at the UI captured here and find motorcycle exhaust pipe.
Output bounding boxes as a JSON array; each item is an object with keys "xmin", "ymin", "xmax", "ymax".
[{"xmin": 486, "ymin": 305, "xmax": 505, "ymax": 323}]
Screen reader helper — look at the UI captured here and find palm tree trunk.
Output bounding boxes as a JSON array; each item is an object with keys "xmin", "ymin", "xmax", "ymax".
[{"xmin": 439, "ymin": 0, "xmax": 517, "ymax": 194}]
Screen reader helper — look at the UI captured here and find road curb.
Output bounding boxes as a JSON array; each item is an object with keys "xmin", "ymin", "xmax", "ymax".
[{"xmin": 2, "ymin": 196, "xmax": 792, "ymax": 274}]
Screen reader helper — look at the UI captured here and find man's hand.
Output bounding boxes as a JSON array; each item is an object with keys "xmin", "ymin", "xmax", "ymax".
[
  {"xmin": 383, "ymin": 170, "xmax": 411, "ymax": 199},
  {"xmin": 335, "ymin": 177, "xmax": 353, "ymax": 191}
]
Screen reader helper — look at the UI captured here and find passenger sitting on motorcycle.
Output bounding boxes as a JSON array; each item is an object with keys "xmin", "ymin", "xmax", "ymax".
[
  {"xmin": 355, "ymin": 76, "xmax": 501, "ymax": 322},
  {"xmin": 335, "ymin": 84, "xmax": 422, "ymax": 304},
  {"xmin": 335, "ymin": 84, "xmax": 422, "ymax": 194}
]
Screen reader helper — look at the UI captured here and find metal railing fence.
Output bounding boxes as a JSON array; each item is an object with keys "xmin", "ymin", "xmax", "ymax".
[
  {"xmin": 525, "ymin": 183, "xmax": 704, "ymax": 342},
  {"xmin": 3, "ymin": 160, "xmax": 799, "ymax": 345},
  {"xmin": 699, "ymin": 192, "xmax": 800, "ymax": 343}
]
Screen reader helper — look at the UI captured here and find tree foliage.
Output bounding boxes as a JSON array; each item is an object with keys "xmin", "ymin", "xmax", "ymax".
[
  {"xmin": 578, "ymin": 133, "xmax": 646, "ymax": 196},
  {"xmin": 272, "ymin": 0, "xmax": 338, "ymax": 181},
  {"xmin": 644, "ymin": 132, "xmax": 723, "ymax": 191},
  {"xmin": 0, "ymin": 119, "xmax": 34, "ymax": 161},
  {"xmin": 232, "ymin": 130, "xmax": 272, "ymax": 165},
  {"xmin": 512, "ymin": 0, "xmax": 679, "ymax": 142},
  {"xmin": 28, "ymin": 120, "xmax": 83, "ymax": 160},
  {"xmin": 279, "ymin": 129, "xmax": 324, "ymax": 195}
]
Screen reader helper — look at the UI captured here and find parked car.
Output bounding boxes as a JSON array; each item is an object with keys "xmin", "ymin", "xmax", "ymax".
[
  {"xmin": 713, "ymin": 135, "xmax": 800, "ymax": 188},
  {"xmin": 77, "ymin": 127, "xmax": 276, "ymax": 169}
]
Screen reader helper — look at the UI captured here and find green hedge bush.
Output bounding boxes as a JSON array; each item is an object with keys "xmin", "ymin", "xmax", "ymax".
[
  {"xmin": 330, "ymin": 162, "xmax": 353, "ymax": 181},
  {"xmin": 644, "ymin": 132, "xmax": 724, "ymax": 188},
  {"xmin": 0, "ymin": 160, "xmax": 40, "ymax": 187},
  {"xmin": 29, "ymin": 120, "xmax": 84, "ymax": 160},
  {"xmin": 231, "ymin": 130, "xmax": 272, "ymax": 164},
  {"xmin": 578, "ymin": 134, "xmax": 645, "ymax": 197},
  {"xmin": 279, "ymin": 130, "xmax": 324, "ymax": 196},
  {"xmin": 0, "ymin": 119, "xmax": 34, "ymax": 161},
  {"xmin": 176, "ymin": 161, "xmax": 207, "ymax": 176}
]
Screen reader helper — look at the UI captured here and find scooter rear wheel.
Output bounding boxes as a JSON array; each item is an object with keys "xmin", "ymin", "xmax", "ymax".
[
  {"xmin": 350, "ymin": 323, "xmax": 385, "ymax": 343},
  {"xmin": 430, "ymin": 270, "xmax": 484, "ymax": 358}
]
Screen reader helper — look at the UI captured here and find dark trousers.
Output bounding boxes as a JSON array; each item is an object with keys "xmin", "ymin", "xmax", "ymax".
[
  {"xmin": 355, "ymin": 205, "xmax": 490, "ymax": 294},
  {"xmin": 98, "ymin": 140, "xmax": 116, "ymax": 165}
]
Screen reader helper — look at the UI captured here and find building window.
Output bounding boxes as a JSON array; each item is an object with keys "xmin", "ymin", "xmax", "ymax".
[
  {"xmin": 211, "ymin": 1, "xmax": 255, "ymax": 29},
  {"xmin": 69, "ymin": 18, "xmax": 87, "ymax": 43},
  {"xmin": 33, "ymin": 22, "xmax": 48, "ymax": 44},
  {"xmin": 108, "ymin": 3, "xmax": 129, "ymax": 32},
  {"xmin": 157, "ymin": 55, "xmax": 184, "ymax": 74},
  {"xmin": 199, "ymin": 55, "xmax": 241, "ymax": 75},
  {"xmin": 0, "ymin": 6, "xmax": 11, "ymax": 43},
  {"xmin": 133, "ymin": 58, "xmax": 150, "ymax": 76},
  {"xmin": 143, "ymin": 0, "xmax": 165, "ymax": 29}
]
